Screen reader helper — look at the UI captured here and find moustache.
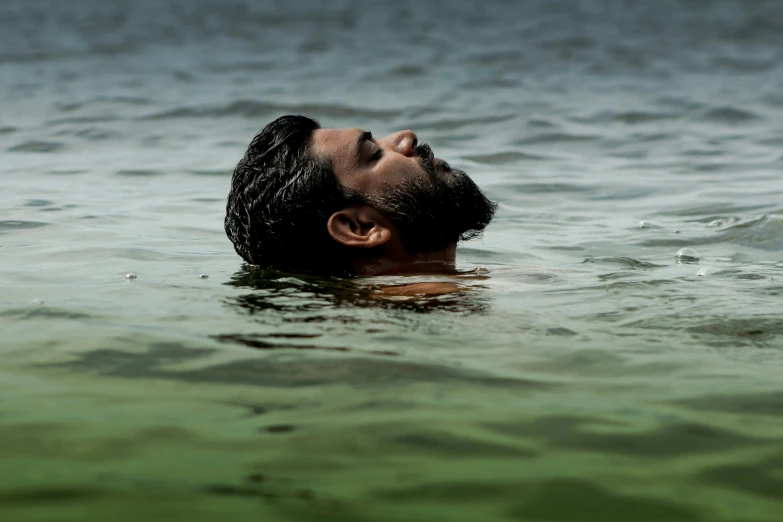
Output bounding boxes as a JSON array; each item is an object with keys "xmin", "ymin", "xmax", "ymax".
[{"xmin": 416, "ymin": 143, "xmax": 452, "ymax": 176}]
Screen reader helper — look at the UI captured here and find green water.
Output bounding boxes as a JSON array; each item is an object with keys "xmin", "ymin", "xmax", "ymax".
[{"xmin": 3, "ymin": 0, "xmax": 783, "ymax": 519}]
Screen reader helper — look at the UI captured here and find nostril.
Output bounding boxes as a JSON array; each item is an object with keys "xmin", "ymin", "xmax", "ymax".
[{"xmin": 411, "ymin": 137, "xmax": 418, "ymax": 152}]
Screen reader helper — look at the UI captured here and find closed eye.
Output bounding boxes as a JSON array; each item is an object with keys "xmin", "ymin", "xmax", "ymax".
[
  {"xmin": 365, "ymin": 131, "xmax": 383, "ymax": 162},
  {"xmin": 356, "ymin": 130, "xmax": 383, "ymax": 166}
]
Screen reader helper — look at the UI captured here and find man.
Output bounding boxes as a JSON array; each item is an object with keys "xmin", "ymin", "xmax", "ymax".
[{"xmin": 225, "ymin": 115, "xmax": 497, "ymax": 278}]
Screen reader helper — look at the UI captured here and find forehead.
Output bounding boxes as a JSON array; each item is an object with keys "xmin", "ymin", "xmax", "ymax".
[{"xmin": 310, "ymin": 127, "xmax": 362, "ymax": 164}]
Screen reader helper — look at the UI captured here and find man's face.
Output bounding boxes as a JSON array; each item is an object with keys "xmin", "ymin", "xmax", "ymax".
[{"xmin": 311, "ymin": 127, "xmax": 497, "ymax": 253}]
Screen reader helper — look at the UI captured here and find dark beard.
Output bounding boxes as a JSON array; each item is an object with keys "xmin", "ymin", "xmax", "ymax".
[{"xmin": 361, "ymin": 143, "xmax": 498, "ymax": 254}]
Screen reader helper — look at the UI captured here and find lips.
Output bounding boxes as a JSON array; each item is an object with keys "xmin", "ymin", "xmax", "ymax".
[{"xmin": 417, "ymin": 143, "xmax": 440, "ymax": 174}]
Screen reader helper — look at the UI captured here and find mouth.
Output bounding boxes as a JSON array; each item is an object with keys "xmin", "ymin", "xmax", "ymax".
[{"xmin": 418, "ymin": 142, "xmax": 450, "ymax": 175}]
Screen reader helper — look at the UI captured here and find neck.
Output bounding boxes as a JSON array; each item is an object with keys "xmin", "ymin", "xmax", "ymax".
[{"xmin": 353, "ymin": 243, "xmax": 457, "ymax": 277}]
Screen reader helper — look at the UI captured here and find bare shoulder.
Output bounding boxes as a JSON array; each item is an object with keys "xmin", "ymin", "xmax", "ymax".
[{"xmin": 376, "ymin": 281, "xmax": 464, "ymax": 297}]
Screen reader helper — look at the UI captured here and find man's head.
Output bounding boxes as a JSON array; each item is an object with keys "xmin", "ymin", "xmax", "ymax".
[{"xmin": 225, "ymin": 115, "xmax": 497, "ymax": 276}]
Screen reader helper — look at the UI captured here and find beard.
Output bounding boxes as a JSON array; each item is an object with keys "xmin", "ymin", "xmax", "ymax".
[{"xmin": 360, "ymin": 143, "xmax": 498, "ymax": 254}]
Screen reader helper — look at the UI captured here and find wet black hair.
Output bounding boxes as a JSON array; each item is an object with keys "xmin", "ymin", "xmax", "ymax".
[{"xmin": 225, "ymin": 115, "xmax": 359, "ymax": 276}]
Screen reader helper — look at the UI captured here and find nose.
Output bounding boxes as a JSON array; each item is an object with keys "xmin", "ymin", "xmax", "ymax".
[{"xmin": 383, "ymin": 130, "xmax": 418, "ymax": 157}]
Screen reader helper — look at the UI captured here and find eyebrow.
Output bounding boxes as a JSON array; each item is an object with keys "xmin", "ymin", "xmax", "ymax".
[{"xmin": 353, "ymin": 130, "xmax": 373, "ymax": 167}]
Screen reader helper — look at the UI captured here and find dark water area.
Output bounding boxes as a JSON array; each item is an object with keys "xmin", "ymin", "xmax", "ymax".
[{"xmin": 1, "ymin": 0, "xmax": 783, "ymax": 520}]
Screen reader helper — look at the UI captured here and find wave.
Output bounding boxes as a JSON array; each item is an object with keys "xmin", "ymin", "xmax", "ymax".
[
  {"xmin": 7, "ymin": 141, "xmax": 64, "ymax": 153},
  {"xmin": 514, "ymin": 133, "xmax": 601, "ymax": 145},
  {"xmin": 638, "ymin": 215, "xmax": 783, "ymax": 251},
  {"xmin": 711, "ymin": 56, "xmax": 776, "ymax": 72},
  {"xmin": 496, "ymin": 182, "xmax": 592, "ymax": 194},
  {"xmin": 141, "ymin": 100, "xmax": 399, "ymax": 121},
  {"xmin": 571, "ymin": 110, "xmax": 678, "ymax": 125},
  {"xmin": 407, "ymin": 114, "xmax": 516, "ymax": 132},
  {"xmin": 0, "ymin": 306, "xmax": 96, "ymax": 320},
  {"xmin": 115, "ymin": 169, "xmax": 163, "ymax": 177},
  {"xmin": 57, "ymin": 96, "xmax": 152, "ymax": 112},
  {"xmin": 581, "ymin": 257, "xmax": 663, "ymax": 270},
  {"xmin": 0, "ymin": 220, "xmax": 49, "ymax": 235},
  {"xmin": 41, "ymin": 342, "xmax": 553, "ymax": 389},
  {"xmin": 697, "ymin": 106, "xmax": 760, "ymax": 123},
  {"xmin": 464, "ymin": 151, "xmax": 546, "ymax": 164}
]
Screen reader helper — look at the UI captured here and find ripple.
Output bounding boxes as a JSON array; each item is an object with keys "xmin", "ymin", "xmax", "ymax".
[
  {"xmin": 48, "ymin": 169, "xmax": 87, "ymax": 175},
  {"xmin": 514, "ymin": 132, "xmax": 600, "ymax": 145},
  {"xmin": 57, "ymin": 96, "xmax": 152, "ymax": 112},
  {"xmin": 496, "ymin": 182, "xmax": 590, "ymax": 194},
  {"xmin": 0, "ymin": 220, "xmax": 48, "ymax": 234},
  {"xmin": 7, "ymin": 141, "xmax": 64, "ymax": 153},
  {"xmin": 24, "ymin": 199, "xmax": 53, "ymax": 207},
  {"xmin": 622, "ymin": 314, "xmax": 783, "ymax": 347},
  {"xmin": 527, "ymin": 118, "xmax": 558, "ymax": 128},
  {"xmin": 141, "ymin": 100, "xmax": 398, "ymax": 121},
  {"xmin": 718, "ymin": 215, "xmax": 783, "ymax": 250},
  {"xmin": 681, "ymin": 147, "xmax": 725, "ymax": 157},
  {"xmin": 572, "ymin": 110, "xmax": 677, "ymax": 125},
  {"xmin": 700, "ymin": 460, "xmax": 783, "ymax": 501},
  {"xmin": 662, "ymin": 204, "xmax": 772, "ymax": 218},
  {"xmin": 0, "ymin": 306, "xmax": 94, "ymax": 320},
  {"xmin": 654, "ymin": 96, "xmax": 706, "ymax": 111},
  {"xmin": 370, "ymin": 64, "xmax": 427, "ymax": 79},
  {"xmin": 581, "ymin": 257, "xmax": 662, "ymax": 270},
  {"xmin": 382, "ymin": 478, "xmax": 701, "ymax": 521},
  {"xmin": 762, "ymin": 92, "xmax": 783, "ymax": 107},
  {"xmin": 0, "ymin": 486, "xmax": 107, "ymax": 504},
  {"xmin": 0, "ymin": 126, "xmax": 17, "ymax": 135},
  {"xmin": 467, "ymin": 50, "xmax": 528, "ymax": 66},
  {"xmin": 204, "ymin": 61, "xmax": 273, "ymax": 72},
  {"xmin": 48, "ymin": 116, "xmax": 119, "ymax": 125},
  {"xmin": 510, "ymin": 479, "xmax": 703, "ymax": 521},
  {"xmin": 711, "ymin": 56, "xmax": 776, "ymax": 72},
  {"xmin": 410, "ymin": 114, "xmax": 516, "ymax": 131},
  {"xmin": 390, "ymin": 431, "xmax": 535, "ymax": 458},
  {"xmin": 633, "ymin": 131, "xmax": 674, "ymax": 142},
  {"xmin": 488, "ymin": 416, "xmax": 771, "ymax": 457},
  {"xmin": 0, "ymin": 51, "xmax": 61, "ymax": 63},
  {"xmin": 697, "ymin": 106, "xmax": 760, "ymax": 123},
  {"xmin": 188, "ymin": 169, "xmax": 229, "ymax": 177},
  {"xmin": 42, "ymin": 343, "xmax": 553, "ymax": 389},
  {"xmin": 115, "ymin": 169, "xmax": 163, "ymax": 177},
  {"xmin": 540, "ymin": 35, "xmax": 596, "ymax": 51},
  {"xmin": 676, "ymin": 391, "xmax": 783, "ymax": 417},
  {"xmin": 463, "ymin": 151, "xmax": 545, "ymax": 164},
  {"xmin": 56, "ymin": 127, "xmax": 118, "ymax": 141}
]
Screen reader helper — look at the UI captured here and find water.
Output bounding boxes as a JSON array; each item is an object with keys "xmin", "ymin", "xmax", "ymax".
[{"xmin": 2, "ymin": 0, "xmax": 782, "ymax": 520}]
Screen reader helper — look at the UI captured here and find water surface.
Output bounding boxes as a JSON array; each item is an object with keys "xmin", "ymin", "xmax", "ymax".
[{"xmin": 2, "ymin": 0, "xmax": 783, "ymax": 520}]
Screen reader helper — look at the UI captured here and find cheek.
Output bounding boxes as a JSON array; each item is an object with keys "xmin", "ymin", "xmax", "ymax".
[{"xmin": 375, "ymin": 157, "xmax": 425, "ymax": 190}]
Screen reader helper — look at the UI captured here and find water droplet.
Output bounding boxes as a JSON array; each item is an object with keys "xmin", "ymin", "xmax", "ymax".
[
  {"xmin": 125, "ymin": 273, "xmax": 138, "ymax": 280},
  {"xmin": 673, "ymin": 229, "xmax": 681, "ymax": 234},
  {"xmin": 199, "ymin": 274, "xmax": 209, "ymax": 279},
  {"xmin": 639, "ymin": 221, "xmax": 652, "ymax": 229},
  {"xmin": 675, "ymin": 248, "xmax": 700, "ymax": 263},
  {"xmin": 696, "ymin": 266, "xmax": 718, "ymax": 276},
  {"xmin": 32, "ymin": 299, "xmax": 44, "ymax": 305},
  {"xmin": 475, "ymin": 266, "xmax": 490, "ymax": 274}
]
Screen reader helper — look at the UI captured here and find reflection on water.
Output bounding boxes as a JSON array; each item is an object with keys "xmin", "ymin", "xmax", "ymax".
[
  {"xmin": 1, "ymin": 0, "xmax": 783, "ymax": 520},
  {"xmin": 226, "ymin": 265, "xmax": 492, "ymax": 315}
]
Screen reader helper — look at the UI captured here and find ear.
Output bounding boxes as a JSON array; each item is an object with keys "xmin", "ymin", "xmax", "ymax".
[{"xmin": 327, "ymin": 205, "xmax": 392, "ymax": 249}]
